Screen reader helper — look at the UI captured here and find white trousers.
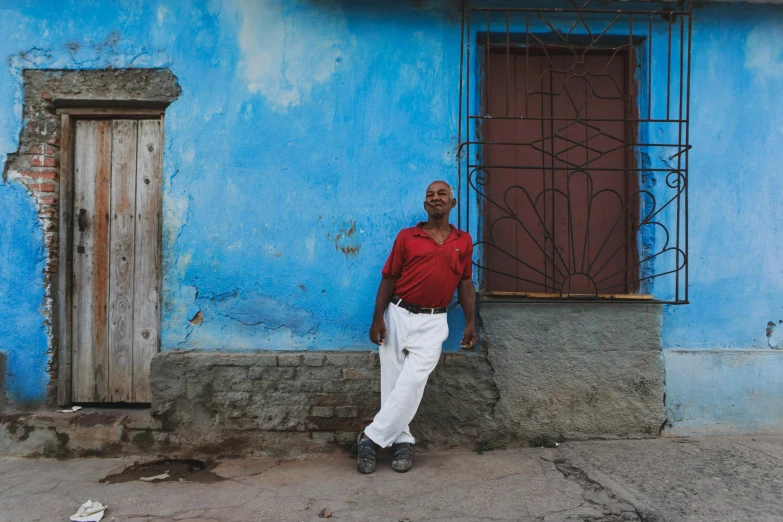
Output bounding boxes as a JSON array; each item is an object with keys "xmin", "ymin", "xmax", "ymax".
[{"xmin": 363, "ymin": 301, "xmax": 448, "ymax": 448}]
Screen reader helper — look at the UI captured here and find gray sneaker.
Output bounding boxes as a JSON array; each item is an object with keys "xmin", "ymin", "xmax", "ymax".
[
  {"xmin": 391, "ymin": 442, "xmax": 413, "ymax": 472},
  {"xmin": 356, "ymin": 433, "xmax": 379, "ymax": 474}
]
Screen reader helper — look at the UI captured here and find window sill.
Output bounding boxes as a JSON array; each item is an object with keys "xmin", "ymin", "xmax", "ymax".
[{"xmin": 481, "ymin": 291, "xmax": 655, "ymax": 301}]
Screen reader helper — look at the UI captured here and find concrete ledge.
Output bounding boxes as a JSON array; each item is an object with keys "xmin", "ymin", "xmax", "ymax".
[
  {"xmin": 0, "ymin": 408, "xmax": 167, "ymax": 458},
  {"xmin": 664, "ymin": 349, "xmax": 783, "ymax": 436}
]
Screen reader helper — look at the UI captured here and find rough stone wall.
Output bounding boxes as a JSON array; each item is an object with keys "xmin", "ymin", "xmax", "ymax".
[
  {"xmin": 483, "ymin": 304, "xmax": 666, "ymax": 441},
  {"xmin": 150, "ymin": 304, "xmax": 663, "ymax": 454},
  {"xmin": 2, "ymin": 68, "xmax": 180, "ymax": 402},
  {"xmin": 151, "ymin": 351, "xmax": 499, "ymax": 454}
]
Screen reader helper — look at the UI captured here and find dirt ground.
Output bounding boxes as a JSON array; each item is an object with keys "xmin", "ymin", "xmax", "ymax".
[{"xmin": 1, "ymin": 436, "xmax": 781, "ymax": 521}]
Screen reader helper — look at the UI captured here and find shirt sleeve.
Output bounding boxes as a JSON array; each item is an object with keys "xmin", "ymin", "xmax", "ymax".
[
  {"xmin": 381, "ymin": 231, "xmax": 406, "ymax": 278},
  {"xmin": 461, "ymin": 238, "xmax": 474, "ymax": 280}
]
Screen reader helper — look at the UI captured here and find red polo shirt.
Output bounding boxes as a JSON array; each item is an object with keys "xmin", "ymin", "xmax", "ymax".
[{"xmin": 382, "ymin": 223, "xmax": 474, "ymax": 308}]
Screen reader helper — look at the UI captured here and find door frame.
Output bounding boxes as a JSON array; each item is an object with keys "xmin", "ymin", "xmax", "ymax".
[{"xmin": 55, "ymin": 107, "xmax": 165, "ymax": 406}]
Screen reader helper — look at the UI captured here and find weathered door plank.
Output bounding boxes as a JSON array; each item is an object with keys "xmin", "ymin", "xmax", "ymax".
[
  {"xmin": 72, "ymin": 120, "xmax": 111, "ymax": 402},
  {"xmin": 108, "ymin": 120, "xmax": 137, "ymax": 402},
  {"xmin": 57, "ymin": 114, "xmax": 74, "ymax": 406},
  {"xmin": 132, "ymin": 120, "xmax": 162, "ymax": 403}
]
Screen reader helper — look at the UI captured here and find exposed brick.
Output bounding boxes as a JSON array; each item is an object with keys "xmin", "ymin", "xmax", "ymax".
[
  {"xmin": 335, "ymin": 406, "xmax": 358, "ymax": 418},
  {"xmin": 29, "ymin": 156, "xmax": 56, "ymax": 167},
  {"xmin": 28, "ymin": 183, "xmax": 56, "ymax": 192},
  {"xmin": 47, "ymin": 136, "xmax": 60, "ymax": 147},
  {"xmin": 39, "ymin": 196, "xmax": 58, "ymax": 205},
  {"xmin": 21, "ymin": 170, "xmax": 56, "ymax": 180},
  {"xmin": 342, "ymin": 368, "xmax": 371, "ymax": 380},
  {"xmin": 278, "ymin": 354, "xmax": 302, "ymax": 367},
  {"xmin": 311, "ymin": 406, "xmax": 334, "ymax": 418},
  {"xmin": 303, "ymin": 354, "xmax": 325, "ymax": 367},
  {"xmin": 22, "ymin": 144, "xmax": 57, "ymax": 155}
]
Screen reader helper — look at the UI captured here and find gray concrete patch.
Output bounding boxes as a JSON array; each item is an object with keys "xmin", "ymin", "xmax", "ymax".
[
  {"xmin": 483, "ymin": 303, "xmax": 665, "ymax": 442},
  {"xmin": 557, "ymin": 436, "xmax": 783, "ymax": 521}
]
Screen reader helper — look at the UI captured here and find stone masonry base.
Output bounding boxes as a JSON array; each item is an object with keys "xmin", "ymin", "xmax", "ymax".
[{"xmin": 0, "ymin": 304, "xmax": 665, "ymax": 457}]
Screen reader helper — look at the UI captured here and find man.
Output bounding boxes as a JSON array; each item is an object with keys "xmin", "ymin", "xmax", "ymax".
[{"xmin": 357, "ymin": 180, "xmax": 477, "ymax": 474}]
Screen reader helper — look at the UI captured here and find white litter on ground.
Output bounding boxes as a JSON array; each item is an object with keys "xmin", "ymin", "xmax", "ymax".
[
  {"xmin": 70, "ymin": 500, "xmax": 107, "ymax": 521},
  {"xmin": 139, "ymin": 472, "xmax": 170, "ymax": 482},
  {"xmin": 58, "ymin": 406, "xmax": 83, "ymax": 413}
]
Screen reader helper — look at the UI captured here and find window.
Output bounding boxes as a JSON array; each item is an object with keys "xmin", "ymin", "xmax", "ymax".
[{"xmin": 457, "ymin": 1, "xmax": 691, "ymax": 304}]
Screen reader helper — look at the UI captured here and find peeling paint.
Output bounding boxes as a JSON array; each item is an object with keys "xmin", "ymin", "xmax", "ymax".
[
  {"xmin": 189, "ymin": 310, "xmax": 204, "ymax": 326},
  {"xmin": 210, "ymin": 292, "xmax": 318, "ymax": 336},
  {"xmin": 766, "ymin": 320, "xmax": 782, "ymax": 348},
  {"xmin": 329, "ymin": 219, "xmax": 361, "ymax": 258}
]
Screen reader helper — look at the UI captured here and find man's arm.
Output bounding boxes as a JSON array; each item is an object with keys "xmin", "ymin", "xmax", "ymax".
[
  {"xmin": 458, "ymin": 278, "xmax": 477, "ymax": 349},
  {"xmin": 369, "ymin": 276, "xmax": 398, "ymax": 345}
]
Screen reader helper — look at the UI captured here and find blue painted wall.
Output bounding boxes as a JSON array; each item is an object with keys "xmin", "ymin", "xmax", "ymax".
[
  {"xmin": 665, "ymin": 350, "xmax": 783, "ymax": 435},
  {"xmin": 0, "ymin": 0, "xmax": 782, "ymax": 423},
  {"xmin": 659, "ymin": 4, "xmax": 783, "ymax": 434},
  {"xmin": 0, "ymin": 180, "xmax": 48, "ymax": 403},
  {"xmin": 663, "ymin": 4, "xmax": 783, "ymax": 350},
  {"xmin": 0, "ymin": 0, "xmax": 468, "ymax": 398}
]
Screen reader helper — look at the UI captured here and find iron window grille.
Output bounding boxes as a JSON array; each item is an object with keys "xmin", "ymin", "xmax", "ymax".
[{"xmin": 457, "ymin": 0, "xmax": 692, "ymax": 304}]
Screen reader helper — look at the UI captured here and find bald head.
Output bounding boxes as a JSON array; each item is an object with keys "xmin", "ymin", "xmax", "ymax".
[
  {"xmin": 426, "ymin": 180, "xmax": 454, "ymax": 199},
  {"xmin": 424, "ymin": 180, "xmax": 456, "ymax": 220}
]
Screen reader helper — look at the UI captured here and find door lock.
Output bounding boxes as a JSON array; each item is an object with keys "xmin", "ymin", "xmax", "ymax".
[{"xmin": 78, "ymin": 209, "xmax": 88, "ymax": 232}]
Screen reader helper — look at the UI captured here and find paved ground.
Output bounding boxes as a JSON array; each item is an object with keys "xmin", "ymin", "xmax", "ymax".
[{"xmin": 0, "ymin": 436, "xmax": 781, "ymax": 521}]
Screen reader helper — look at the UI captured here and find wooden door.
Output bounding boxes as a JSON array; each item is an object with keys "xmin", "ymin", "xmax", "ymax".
[{"xmin": 71, "ymin": 119, "xmax": 162, "ymax": 403}]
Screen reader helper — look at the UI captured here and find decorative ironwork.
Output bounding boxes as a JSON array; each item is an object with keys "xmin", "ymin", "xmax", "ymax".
[{"xmin": 457, "ymin": 0, "xmax": 692, "ymax": 304}]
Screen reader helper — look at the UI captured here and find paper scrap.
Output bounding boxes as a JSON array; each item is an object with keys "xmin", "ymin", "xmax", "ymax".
[
  {"xmin": 139, "ymin": 472, "xmax": 170, "ymax": 482},
  {"xmin": 59, "ymin": 406, "xmax": 83, "ymax": 413},
  {"xmin": 70, "ymin": 500, "xmax": 107, "ymax": 522}
]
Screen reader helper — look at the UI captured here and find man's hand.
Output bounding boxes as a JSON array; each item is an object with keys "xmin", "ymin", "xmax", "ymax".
[
  {"xmin": 370, "ymin": 318, "xmax": 387, "ymax": 346},
  {"xmin": 461, "ymin": 324, "xmax": 478, "ymax": 350}
]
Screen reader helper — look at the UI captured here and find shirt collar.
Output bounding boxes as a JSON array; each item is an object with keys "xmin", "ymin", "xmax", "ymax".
[{"xmin": 414, "ymin": 223, "xmax": 462, "ymax": 238}]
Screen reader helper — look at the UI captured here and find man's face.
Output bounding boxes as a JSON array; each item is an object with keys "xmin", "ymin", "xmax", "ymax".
[{"xmin": 424, "ymin": 182, "xmax": 456, "ymax": 219}]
